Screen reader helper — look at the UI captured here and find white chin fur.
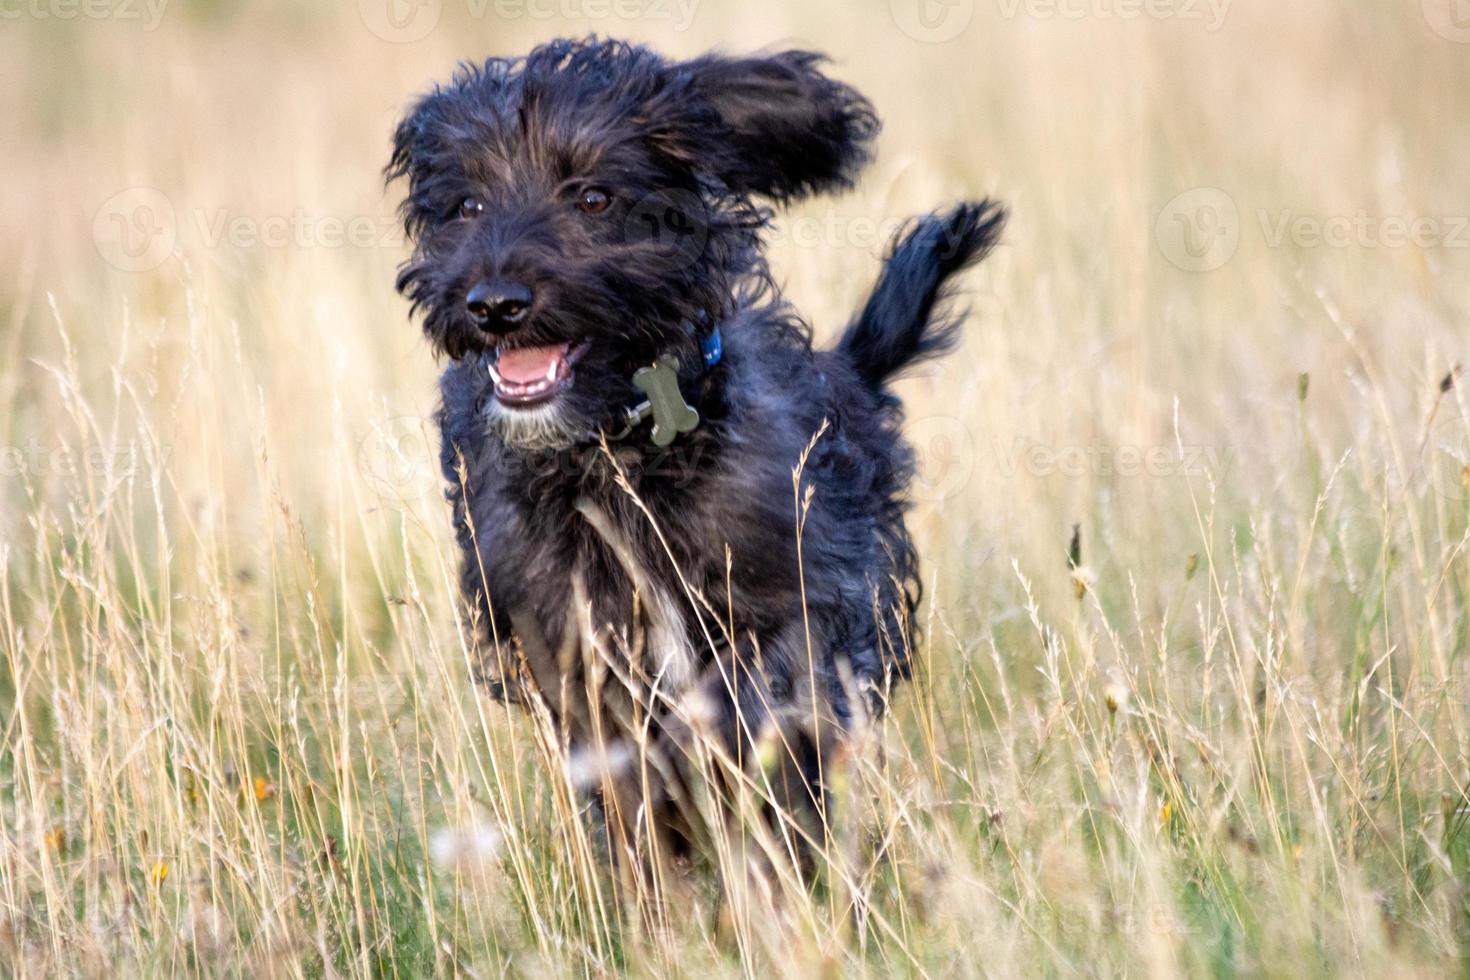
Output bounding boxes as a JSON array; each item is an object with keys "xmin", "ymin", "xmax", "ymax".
[{"xmin": 486, "ymin": 398, "xmax": 582, "ymax": 450}]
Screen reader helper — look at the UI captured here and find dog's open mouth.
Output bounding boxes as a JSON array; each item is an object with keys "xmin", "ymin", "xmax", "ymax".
[{"xmin": 487, "ymin": 340, "xmax": 590, "ymax": 406}]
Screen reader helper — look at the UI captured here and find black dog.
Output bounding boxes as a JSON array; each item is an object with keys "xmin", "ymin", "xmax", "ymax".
[{"xmin": 388, "ymin": 37, "xmax": 1004, "ymax": 877}]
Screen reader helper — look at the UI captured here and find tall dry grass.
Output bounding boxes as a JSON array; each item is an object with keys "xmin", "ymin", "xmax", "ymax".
[{"xmin": 3, "ymin": 0, "xmax": 1470, "ymax": 975}]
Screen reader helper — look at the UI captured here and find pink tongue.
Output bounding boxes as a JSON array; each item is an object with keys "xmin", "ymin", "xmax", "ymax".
[{"xmin": 497, "ymin": 344, "xmax": 568, "ymax": 384}]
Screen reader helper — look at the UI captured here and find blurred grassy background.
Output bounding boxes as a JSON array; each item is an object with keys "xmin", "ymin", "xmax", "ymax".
[{"xmin": 3, "ymin": 0, "xmax": 1470, "ymax": 975}]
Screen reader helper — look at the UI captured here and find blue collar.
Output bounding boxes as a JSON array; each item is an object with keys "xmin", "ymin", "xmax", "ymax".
[{"xmin": 699, "ymin": 326, "xmax": 722, "ymax": 368}]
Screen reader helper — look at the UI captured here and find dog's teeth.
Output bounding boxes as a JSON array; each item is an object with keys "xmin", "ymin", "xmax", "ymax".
[
  {"xmin": 487, "ymin": 362, "xmax": 502, "ymax": 384},
  {"xmin": 545, "ymin": 361, "xmax": 559, "ymax": 382}
]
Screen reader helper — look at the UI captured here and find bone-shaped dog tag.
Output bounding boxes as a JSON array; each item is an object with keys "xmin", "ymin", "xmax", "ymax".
[{"xmin": 632, "ymin": 356, "xmax": 699, "ymax": 447}]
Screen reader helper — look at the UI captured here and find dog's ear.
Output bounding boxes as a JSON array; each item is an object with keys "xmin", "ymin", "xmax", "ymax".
[
  {"xmin": 388, "ymin": 100, "xmax": 427, "ymax": 190},
  {"xmin": 657, "ymin": 51, "xmax": 878, "ymax": 203},
  {"xmin": 387, "ymin": 60, "xmax": 515, "ymax": 241},
  {"xmin": 387, "ymin": 87, "xmax": 462, "ymax": 244}
]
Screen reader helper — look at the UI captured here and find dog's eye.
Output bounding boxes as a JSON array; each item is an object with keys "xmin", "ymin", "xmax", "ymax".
[
  {"xmin": 576, "ymin": 188, "xmax": 611, "ymax": 215},
  {"xmin": 458, "ymin": 197, "xmax": 484, "ymax": 220}
]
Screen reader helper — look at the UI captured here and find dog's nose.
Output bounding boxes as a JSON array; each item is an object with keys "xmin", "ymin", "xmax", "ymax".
[{"xmin": 465, "ymin": 279, "xmax": 533, "ymax": 332}]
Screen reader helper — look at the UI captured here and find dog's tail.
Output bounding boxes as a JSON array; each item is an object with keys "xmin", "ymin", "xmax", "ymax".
[{"xmin": 837, "ymin": 200, "xmax": 1006, "ymax": 389}]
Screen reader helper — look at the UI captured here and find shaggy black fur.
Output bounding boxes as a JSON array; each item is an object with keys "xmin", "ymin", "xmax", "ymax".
[{"xmin": 388, "ymin": 36, "xmax": 1005, "ymax": 870}]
